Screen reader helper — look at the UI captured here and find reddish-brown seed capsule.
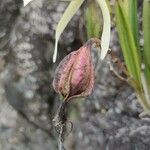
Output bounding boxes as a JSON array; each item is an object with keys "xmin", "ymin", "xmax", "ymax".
[{"xmin": 53, "ymin": 38, "xmax": 101, "ymax": 101}]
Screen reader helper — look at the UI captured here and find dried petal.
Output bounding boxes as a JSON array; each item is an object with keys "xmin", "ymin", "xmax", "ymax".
[{"xmin": 53, "ymin": 51, "xmax": 78, "ymax": 99}]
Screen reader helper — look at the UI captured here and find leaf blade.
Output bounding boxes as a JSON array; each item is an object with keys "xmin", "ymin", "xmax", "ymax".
[
  {"xmin": 128, "ymin": 0, "xmax": 139, "ymax": 48},
  {"xmin": 53, "ymin": 0, "xmax": 84, "ymax": 62},
  {"xmin": 96, "ymin": 0, "xmax": 111, "ymax": 60},
  {"xmin": 143, "ymin": 0, "xmax": 150, "ymax": 88},
  {"xmin": 115, "ymin": 1, "xmax": 141, "ymax": 83}
]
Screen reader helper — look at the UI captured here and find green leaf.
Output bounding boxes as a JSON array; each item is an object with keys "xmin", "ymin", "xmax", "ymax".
[
  {"xmin": 115, "ymin": 1, "xmax": 141, "ymax": 83},
  {"xmin": 143, "ymin": 0, "xmax": 150, "ymax": 88},
  {"xmin": 141, "ymin": 68, "xmax": 150, "ymax": 107},
  {"xmin": 96, "ymin": 0, "xmax": 111, "ymax": 60},
  {"xmin": 128, "ymin": 0, "xmax": 139, "ymax": 49},
  {"xmin": 85, "ymin": 2, "xmax": 102, "ymax": 39},
  {"xmin": 53, "ymin": 0, "xmax": 84, "ymax": 62}
]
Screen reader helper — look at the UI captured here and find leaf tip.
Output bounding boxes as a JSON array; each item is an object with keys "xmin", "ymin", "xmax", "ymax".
[
  {"xmin": 53, "ymin": 41, "xmax": 58, "ymax": 63},
  {"xmin": 23, "ymin": 0, "xmax": 32, "ymax": 7}
]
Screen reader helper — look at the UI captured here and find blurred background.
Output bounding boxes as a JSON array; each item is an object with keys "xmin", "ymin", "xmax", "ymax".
[{"xmin": 0, "ymin": 0, "xmax": 150, "ymax": 150}]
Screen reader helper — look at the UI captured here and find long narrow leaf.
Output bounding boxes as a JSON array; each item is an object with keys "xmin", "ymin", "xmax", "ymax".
[
  {"xmin": 85, "ymin": 2, "xmax": 101, "ymax": 39},
  {"xmin": 96, "ymin": 0, "xmax": 111, "ymax": 60},
  {"xmin": 115, "ymin": 1, "xmax": 141, "ymax": 83},
  {"xmin": 143, "ymin": 0, "xmax": 150, "ymax": 88},
  {"xmin": 53, "ymin": 0, "xmax": 84, "ymax": 62},
  {"xmin": 141, "ymin": 69, "xmax": 150, "ymax": 106},
  {"xmin": 128, "ymin": 0, "xmax": 139, "ymax": 48}
]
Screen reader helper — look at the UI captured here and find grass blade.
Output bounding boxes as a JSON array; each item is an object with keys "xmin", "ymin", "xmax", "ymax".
[
  {"xmin": 115, "ymin": 1, "xmax": 141, "ymax": 83},
  {"xmin": 128, "ymin": 0, "xmax": 139, "ymax": 48},
  {"xmin": 143, "ymin": 0, "xmax": 150, "ymax": 88}
]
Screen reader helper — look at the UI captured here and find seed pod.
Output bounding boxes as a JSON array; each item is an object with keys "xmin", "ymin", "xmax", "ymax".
[{"xmin": 53, "ymin": 38, "xmax": 101, "ymax": 101}]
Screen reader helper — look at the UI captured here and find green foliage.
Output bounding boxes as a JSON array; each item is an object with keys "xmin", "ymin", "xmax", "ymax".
[
  {"xmin": 115, "ymin": 1, "xmax": 141, "ymax": 83},
  {"xmin": 143, "ymin": 0, "xmax": 150, "ymax": 89},
  {"xmin": 85, "ymin": 2, "xmax": 102, "ymax": 39},
  {"xmin": 128, "ymin": 0, "xmax": 139, "ymax": 48},
  {"xmin": 115, "ymin": 0, "xmax": 150, "ymax": 113},
  {"xmin": 53, "ymin": 0, "xmax": 111, "ymax": 62}
]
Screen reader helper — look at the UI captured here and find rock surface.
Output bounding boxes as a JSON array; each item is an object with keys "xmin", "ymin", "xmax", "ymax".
[{"xmin": 0, "ymin": 0, "xmax": 150, "ymax": 150}]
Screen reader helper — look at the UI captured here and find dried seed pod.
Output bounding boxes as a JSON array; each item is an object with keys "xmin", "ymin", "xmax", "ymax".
[{"xmin": 53, "ymin": 38, "xmax": 101, "ymax": 101}]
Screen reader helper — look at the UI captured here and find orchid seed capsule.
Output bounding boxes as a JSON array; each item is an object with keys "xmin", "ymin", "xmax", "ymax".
[{"xmin": 53, "ymin": 38, "xmax": 101, "ymax": 101}]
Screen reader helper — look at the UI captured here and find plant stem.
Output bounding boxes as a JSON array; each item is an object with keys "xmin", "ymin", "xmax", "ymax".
[{"xmin": 59, "ymin": 126, "xmax": 65, "ymax": 150}]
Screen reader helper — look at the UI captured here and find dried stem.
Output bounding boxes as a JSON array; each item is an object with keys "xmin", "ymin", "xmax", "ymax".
[
  {"xmin": 53, "ymin": 102, "xmax": 68, "ymax": 127},
  {"xmin": 107, "ymin": 50, "xmax": 129, "ymax": 82},
  {"xmin": 58, "ymin": 126, "xmax": 65, "ymax": 150},
  {"xmin": 108, "ymin": 61, "xmax": 127, "ymax": 82},
  {"xmin": 53, "ymin": 101, "xmax": 71, "ymax": 150}
]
